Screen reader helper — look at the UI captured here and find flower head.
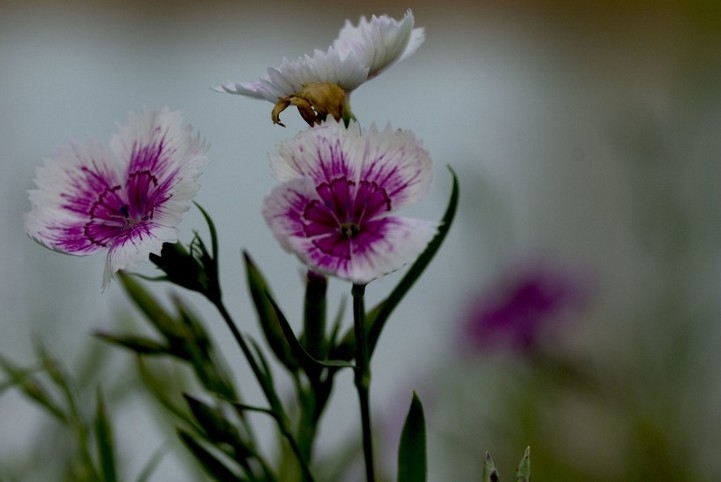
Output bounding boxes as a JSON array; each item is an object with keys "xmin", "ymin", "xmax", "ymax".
[
  {"xmin": 262, "ymin": 119, "xmax": 438, "ymax": 284},
  {"xmin": 25, "ymin": 108, "xmax": 210, "ymax": 288},
  {"xmin": 460, "ymin": 263, "xmax": 590, "ymax": 355},
  {"xmin": 216, "ymin": 10, "xmax": 424, "ymax": 126}
]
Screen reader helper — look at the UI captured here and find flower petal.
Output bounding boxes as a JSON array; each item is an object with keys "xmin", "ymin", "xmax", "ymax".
[
  {"xmin": 110, "ymin": 107, "xmax": 210, "ymax": 228},
  {"xmin": 214, "ymin": 11, "xmax": 422, "ymax": 110},
  {"xmin": 215, "ymin": 48, "xmax": 369, "ymax": 101},
  {"xmin": 270, "ymin": 119, "xmax": 432, "ymax": 212},
  {"xmin": 332, "ymin": 10, "xmax": 425, "ymax": 78},
  {"xmin": 25, "ymin": 141, "xmax": 123, "ymax": 255},
  {"xmin": 104, "ymin": 222, "xmax": 178, "ymax": 289},
  {"xmin": 263, "ymin": 174, "xmax": 439, "ymax": 284}
]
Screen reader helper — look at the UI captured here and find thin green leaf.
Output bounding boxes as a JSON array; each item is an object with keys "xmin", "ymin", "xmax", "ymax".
[
  {"xmin": 184, "ymin": 394, "xmax": 241, "ymax": 446},
  {"xmin": 227, "ymin": 402, "xmax": 278, "ymax": 418},
  {"xmin": 0, "ymin": 355, "xmax": 67, "ymax": 423},
  {"xmin": 94, "ymin": 332, "xmax": 168, "ymax": 355},
  {"xmin": 118, "ymin": 272, "xmax": 179, "ymax": 338},
  {"xmin": 94, "ymin": 388, "xmax": 118, "ymax": 482},
  {"xmin": 397, "ymin": 392, "xmax": 427, "ymax": 482},
  {"xmin": 33, "ymin": 340, "xmax": 66, "ymax": 393},
  {"xmin": 514, "ymin": 447, "xmax": 530, "ymax": 482},
  {"xmin": 483, "ymin": 452, "xmax": 500, "ymax": 482},
  {"xmin": 302, "ymin": 271, "xmax": 327, "ymax": 361},
  {"xmin": 177, "ymin": 429, "xmax": 245, "ymax": 482},
  {"xmin": 34, "ymin": 342, "xmax": 88, "ymax": 444},
  {"xmin": 134, "ymin": 445, "xmax": 170, "ymax": 482},
  {"xmin": 194, "ymin": 202, "xmax": 219, "ymax": 264},
  {"xmin": 267, "ymin": 294, "xmax": 354, "ymax": 371},
  {"xmin": 243, "ymin": 251, "xmax": 298, "ymax": 371},
  {"xmin": 137, "ymin": 359, "xmax": 197, "ymax": 430},
  {"xmin": 327, "ymin": 297, "xmax": 347, "ymax": 350},
  {"xmin": 174, "ymin": 299, "xmax": 237, "ymax": 400},
  {"xmin": 246, "ymin": 337, "xmax": 285, "ymax": 417}
]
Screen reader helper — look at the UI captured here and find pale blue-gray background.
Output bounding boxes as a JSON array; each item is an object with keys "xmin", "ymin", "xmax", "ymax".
[{"xmin": 2, "ymin": 1, "xmax": 720, "ymax": 480}]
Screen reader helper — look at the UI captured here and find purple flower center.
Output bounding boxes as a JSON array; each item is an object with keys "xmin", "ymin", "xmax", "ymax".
[
  {"xmin": 62, "ymin": 142, "xmax": 168, "ymax": 250},
  {"xmin": 302, "ymin": 177, "xmax": 391, "ymax": 259},
  {"xmin": 82, "ymin": 169, "xmax": 159, "ymax": 247}
]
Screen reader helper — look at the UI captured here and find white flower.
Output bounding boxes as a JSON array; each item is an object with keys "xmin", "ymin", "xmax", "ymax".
[
  {"xmin": 216, "ymin": 10, "xmax": 424, "ymax": 126},
  {"xmin": 25, "ymin": 108, "xmax": 210, "ymax": 289}
]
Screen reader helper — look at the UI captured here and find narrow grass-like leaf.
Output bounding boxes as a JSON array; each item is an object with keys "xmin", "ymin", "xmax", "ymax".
[
  {"xmin": 483, "ymin": 452, "xmax": 500, "ymax": 482},
  {"xmin": 0, "ymin": 355, "xmax": 66, "ymax": 423},
  {"xmin": 137, "ymin": 359, "xmax": 197, "ymax": 430},
  {"xmin": 174, "ymin": 299, "xmax": 237, "ymax": 400},
  {"xmin": 246, "ymin": 337, "xmax": 287, "ymax": 418},
  {"xmin": 302, "ymin": 271, "xmax": 327, "ymax": 361},
  {"xmin": 514, "ymin": 446, "xmax": 530, "ymax": 482},
  {"xmin": 184, "ymin": 394, "xmax": 241, "ymax": 446},
  {"xmin": 94, "ymin": 388, "xmax": 118, "ymax": 482},
  {"xmin": 267, "ymin": 295, "xmax": 354, "ymax": 371},
  {"xmin": 327, "ymin": 297, "xmax": 347, "ymax": 351},
  {"xmin": 397, "ymin": 392, "xmax": 427, "ymax": 482},
  {"xmin": 243, "ymin": 251, "xmax": 298, "ymax": 371},
  {"xmin": 194, "ymin": 202, "xmax": 218, "ymax": 263},
  {"xmin": 134, "ymin": 445, "xmax": 169, "ymax": 482},
  {"xmin": 177, "ymin": 429, "xmax": 244, "ymax": 482},
  {"xmin": 95, "ymin": 332, "xmax": 168, "ymax": 355},
  {"xmin": 118, "ymin": 272, "xmax": 179, "ymax": 338}
]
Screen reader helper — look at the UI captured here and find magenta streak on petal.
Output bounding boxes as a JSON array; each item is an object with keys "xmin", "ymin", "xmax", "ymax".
[
  {"xmin": 126, "ymin": 137, "xmax": 173, "ymax": 217},
  {"xmin": 363, "ymin": 156, "xmax": 417, "ymax": 206},
  {"xmin": 56, "ymin": 138, "xmax": 174, "ymax": 253},
  {"xmin": 315, "ymin": 138, "xmax": 350, "ymax": 184},
  {"xmin": 352, "ymin": 180, "xmax": 391, "ymax": 220},
  {"xmin": 294, "ymin": 176, "xmax": 394, "ymax": 269}
]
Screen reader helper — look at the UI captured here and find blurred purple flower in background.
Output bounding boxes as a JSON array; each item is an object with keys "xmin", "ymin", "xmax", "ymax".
[{"xmin": 459, "ymin": 261, "xmax": 591, "ymax": 355}]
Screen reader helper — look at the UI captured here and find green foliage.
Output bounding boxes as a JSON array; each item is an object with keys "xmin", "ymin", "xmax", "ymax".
[
  {"xmin": 244, "ymin": 251, "xmax": 299, "ymax": 371},
  {"xmin": 483, "ymin": 448, "xmax": 531, "ymax": 482},
  {"xmin": 177, "ymin": 429, "xmax": 245, "ymax": 482},
  {"xmin": 94, "ymin": 389, "xmax": 118, "ymax": 482},
  {"xmin": 0, "ymin": 343, "xmax": 165, "ymax": 482},
  {"xmin": 397, "ymin": 393, "xmax": 427, "ymax": 482}
]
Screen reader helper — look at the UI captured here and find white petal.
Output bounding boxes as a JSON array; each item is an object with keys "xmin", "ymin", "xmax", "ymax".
[
  {"xmin": 357, "ymin": 122, "xmax": 433, "ymax": 211},
  {"xmin": 333, "ymin": 10, "xmax": 424, "ymax": 78},
  {"xmin": 269, "ymin": 119, "xmax": 363, "ymax": 182},
  {"xmin": 216, "ymin": 48, "xmax": 368, "ymax": 102},
  {"xmin": 25, "ymin": 141, "xmax": 122, "ymax": 254},
  {"xmin": 340, "ymin": 216, "xmax": 439, "ymax": 284},
  {"xmin": 270, "ymin": 119, "xmax": 433, "ymax": 211},
  {"xmin": 110, "ymin": 107, "xmax": 210, "ymax": 228},
  {"xmin": 296, "ymin": 216, "xmax": 439, "ymax": 284},
  {"xmin": 103, "ymin": 223, "xmax": 178, "ymax": 289}
]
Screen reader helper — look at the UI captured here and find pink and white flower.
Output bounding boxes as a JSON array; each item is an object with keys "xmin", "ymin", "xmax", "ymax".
[
  {"xmin": 216, "ymin": 10, "xmax": 424, "ymax": 126},
  {"xmin": 262, "ymin": 120, "xmax": 438, "ymax": 284},
  {"xmin": 25, "ymin": 108, "xmax": 210, "ymax": 288}
]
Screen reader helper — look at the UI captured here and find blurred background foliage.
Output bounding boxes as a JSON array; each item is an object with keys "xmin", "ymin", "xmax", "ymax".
[{"xmin": 2, "ymin": 0, "xmax": 721, "ymax": 480}]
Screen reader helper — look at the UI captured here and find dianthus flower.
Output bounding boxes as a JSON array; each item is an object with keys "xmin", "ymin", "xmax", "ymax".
[
  {"xmin": 263, "ymin": 119, "xmax": 437, "ymax": 284},
  {"xmin": 216, "ymin": 10, "xmax": 424, "ymax": 126},
  {"xmin": 25, "ymin": 108, "xmax": 209, "ymax": 288},
  {"xmin": 461, "ymin": 263, "xmax": 589, "ymax": 354}
]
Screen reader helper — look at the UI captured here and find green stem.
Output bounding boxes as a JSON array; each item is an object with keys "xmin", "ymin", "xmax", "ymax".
[
  {"xmin": 210, "ymin": 296, "xmax": 316, "ymax": 482},
  {"xmin": 352, "ymin": 283, "xmax": 375, "ymax": 482}
]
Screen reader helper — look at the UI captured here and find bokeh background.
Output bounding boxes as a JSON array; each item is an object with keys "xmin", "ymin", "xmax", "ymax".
[{"xmin": 2, "ymin": 0, "xmax": 721, "ymax": 480}]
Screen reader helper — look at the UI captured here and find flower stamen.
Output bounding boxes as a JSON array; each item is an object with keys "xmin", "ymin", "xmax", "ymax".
[{"xmin": 339, "ymin": 222, "xmax": 361, "ymax": 239}]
